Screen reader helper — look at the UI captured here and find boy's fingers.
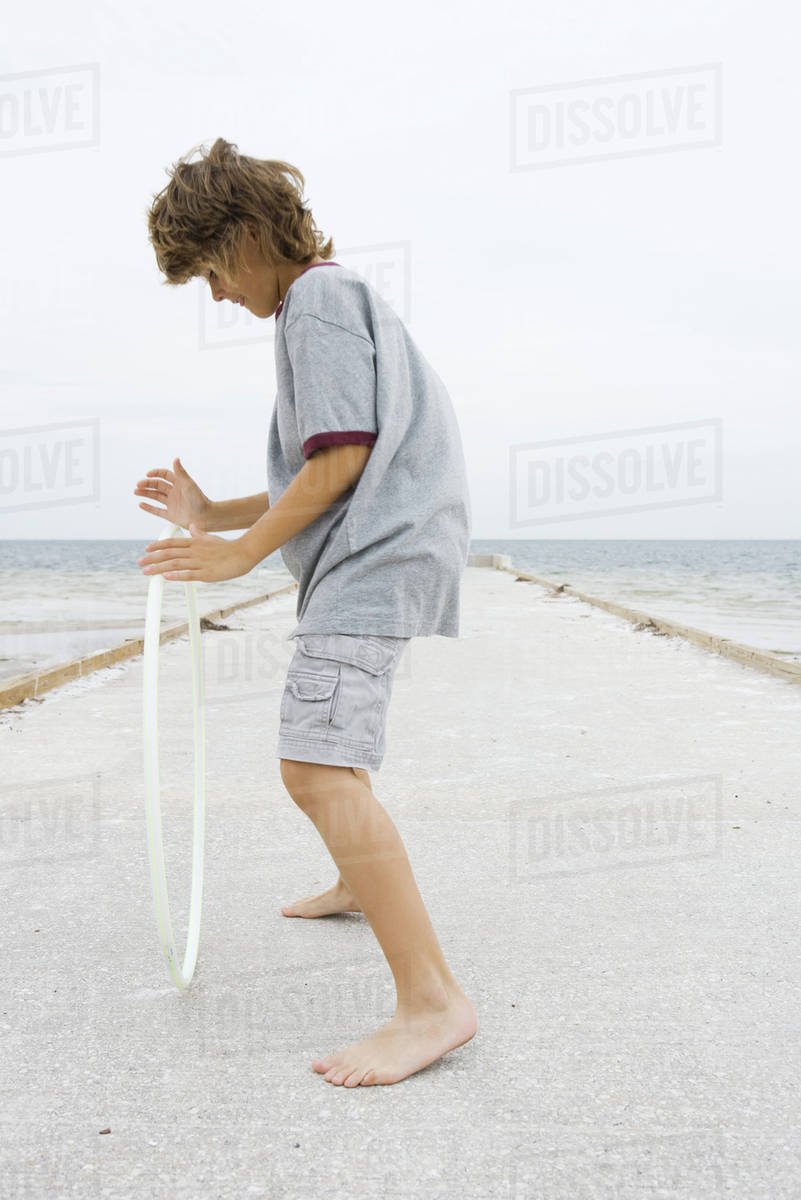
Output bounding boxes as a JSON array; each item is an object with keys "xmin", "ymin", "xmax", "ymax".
[
  {"xmin": 150, "ymin": 556, "xmax": 184, "ymax": 568},
  {"xmin": 142, "ymin": 556, "xmax": 192, "ymax": 573}
]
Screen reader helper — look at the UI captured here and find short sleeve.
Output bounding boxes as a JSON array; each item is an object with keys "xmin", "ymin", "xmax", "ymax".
[{"xmin": 285, "ymin": 313, "xmax": 378, "ymax": 460}]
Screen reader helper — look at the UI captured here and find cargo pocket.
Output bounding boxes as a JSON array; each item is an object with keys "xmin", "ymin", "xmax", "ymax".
[
  {"xmin": 293, "ymin": 636, "xmax": 399, "ymax": 751},
  {"xmin": 279, "ymin": 670, "xmax": 339, "ymax": 733}
]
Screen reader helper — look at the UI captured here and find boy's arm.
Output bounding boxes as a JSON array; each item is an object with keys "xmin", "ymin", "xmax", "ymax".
[
  {"xmin": 204, "ymin": 491, "xmax": 271, "ymax": 532},
  {"xmin": 238, "ymin": 443, "xmax": 372, "ymax": 567}
]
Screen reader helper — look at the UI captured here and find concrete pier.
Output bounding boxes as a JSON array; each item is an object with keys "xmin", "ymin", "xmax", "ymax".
[{"xmin": 1, "ymin": 564, "xmax": 800, "ymax": 1198}]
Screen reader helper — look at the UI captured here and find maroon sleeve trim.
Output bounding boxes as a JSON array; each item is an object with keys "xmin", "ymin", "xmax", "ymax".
[{"xmin": 302, "ymin": 430, "xmax": 377, "ymax": 459}]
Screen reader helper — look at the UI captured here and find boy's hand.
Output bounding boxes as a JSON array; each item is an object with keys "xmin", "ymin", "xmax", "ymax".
[
  {"xmin": 134, "ymin": 457, "xmax": 212, "ymax": 531},
  {"xmin": 138, "ymin": 523, "xmax": 255, "ymax": 582}
]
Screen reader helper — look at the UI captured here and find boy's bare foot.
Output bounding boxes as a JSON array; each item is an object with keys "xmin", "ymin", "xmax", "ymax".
[
  {"xmin": 281, "ymin": 881, "xmax": 362, "ymax": 918},
  {"xmin": 311, "ymin": 990, "xmax": 477, "ymax": 1086}
]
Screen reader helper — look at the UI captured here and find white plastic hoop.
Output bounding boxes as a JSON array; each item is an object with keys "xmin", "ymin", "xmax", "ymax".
[{"xmin": 142, "ymin": 522, "xmax": 206, "ymax": 989}]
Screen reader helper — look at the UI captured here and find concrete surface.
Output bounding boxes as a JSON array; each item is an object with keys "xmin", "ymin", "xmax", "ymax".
[{"xmin": 1, "ymin": 564, "xmax": 800, "ymax": 1199}]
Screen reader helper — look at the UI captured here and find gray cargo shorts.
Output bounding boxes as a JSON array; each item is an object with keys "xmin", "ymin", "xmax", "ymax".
[{"xmin": 276, "ymin": 632, "xmax": 409, "ymax": 772}]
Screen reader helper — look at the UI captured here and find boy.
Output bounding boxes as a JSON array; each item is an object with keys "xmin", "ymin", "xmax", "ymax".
[{"xmin": 136, "ymin": 138, "xmax": 476, "ymax": 1086}]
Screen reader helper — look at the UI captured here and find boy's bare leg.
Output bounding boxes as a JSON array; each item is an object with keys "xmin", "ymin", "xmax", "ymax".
[
  {"xmin": 278, "ymin": 758, "xmax": 477, "ymax": 1086},
  {"xmin": 280, "ymin": 765, "xmax": 371, "ymax": 917}
]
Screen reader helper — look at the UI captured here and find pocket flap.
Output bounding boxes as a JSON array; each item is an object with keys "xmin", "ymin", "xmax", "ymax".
[
  {"xmin": 297, "ymin": 634, "xmax": 398, "ymax": 676},
  {"xmin": 287, "ymin": 672, "xmax": 338, "ymax": 702}
]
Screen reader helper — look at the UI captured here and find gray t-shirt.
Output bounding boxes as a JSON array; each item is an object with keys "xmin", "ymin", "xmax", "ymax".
[{"xmin": 266, "ymin": 262, "xmax": 472, "ymax": 641}]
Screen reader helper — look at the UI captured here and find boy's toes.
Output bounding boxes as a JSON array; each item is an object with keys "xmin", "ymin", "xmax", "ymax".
[
  {"xmin": 325, "ymin": 1066, "xmax": 353, "ymax": 1085},
  {"xmin": 344, "ymin": 1067, "xmax": 372, "ymax": 1087},
  {"xmin": 311, "ymin": 1054, "xmax": 377, "ymax": 1086}
]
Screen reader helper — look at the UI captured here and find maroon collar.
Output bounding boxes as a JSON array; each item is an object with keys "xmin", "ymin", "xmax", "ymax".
[{"xmin": 275, "ymin": 261, "xmax": 341, "ymax": 320}]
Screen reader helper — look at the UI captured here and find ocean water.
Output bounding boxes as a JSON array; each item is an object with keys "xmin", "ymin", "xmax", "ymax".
[
  {"xmin": 0, "ymin": 539, "xmax": 798, "ymax": 684},
  {"xmin": 471, "ymin": 539, "xmax": 800, "ymax": 661},
  {"xmin": 0, "ymin": 539, "xmax": 295, "ymax": 684}
]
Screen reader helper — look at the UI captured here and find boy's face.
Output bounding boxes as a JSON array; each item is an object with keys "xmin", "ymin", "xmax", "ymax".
[{"xmin": 204, "ymin": 224, "xmax": 322, "ymax": 319}]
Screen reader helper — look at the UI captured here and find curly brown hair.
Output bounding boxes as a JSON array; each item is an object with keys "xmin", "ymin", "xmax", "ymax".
[{"xmin": 145, "ymin": 137, "xmax": 334, "ymax": 286}]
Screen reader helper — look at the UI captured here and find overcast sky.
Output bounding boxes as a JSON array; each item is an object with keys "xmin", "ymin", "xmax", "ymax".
[{"xmin": 1, "ymin": 0, "xmax": 799, "ymax": 540}]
